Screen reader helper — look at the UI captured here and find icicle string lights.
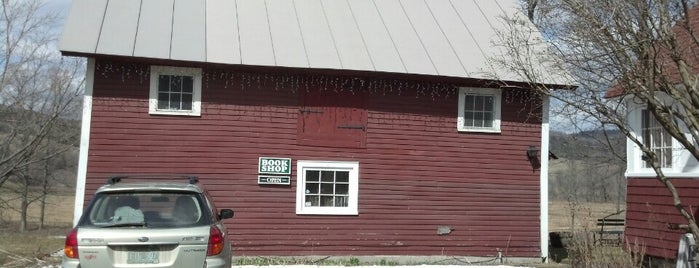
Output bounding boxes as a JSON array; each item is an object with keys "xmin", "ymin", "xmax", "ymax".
[{"xmin": 93, "ymin": 60, "xmax": 542, "ymax": 103}]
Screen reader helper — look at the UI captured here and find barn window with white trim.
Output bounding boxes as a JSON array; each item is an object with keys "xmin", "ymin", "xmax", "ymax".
[
  {"xmin": 149, "ymin": 66, "xmax": 202, "ymax": 116},
  {"xmin": 457, "ymin": 87, "xmax": 501, "ymax": 133},
  {"xmin": 296, "ymin": 161, "xmax": 358, "ymax": 215}
]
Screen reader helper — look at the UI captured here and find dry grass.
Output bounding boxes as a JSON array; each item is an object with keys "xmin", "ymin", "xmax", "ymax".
[
  {"xmin": 0, "ymin": 226, "xmax": 70, "ymax": 267},
  {"xmin": 0, "ymin": 188, "xmax": 74, "ymax": 267},
  {"xmin": 546, "ymin": 200, "xmax": 631, "ymax": 267},
  {"xmin": 0, "ymin": 187, "xmax": 75, "ymax": 225},
  {"xmin": 549, "ymin": 200, "xmax": 625, "ymax": 233}
]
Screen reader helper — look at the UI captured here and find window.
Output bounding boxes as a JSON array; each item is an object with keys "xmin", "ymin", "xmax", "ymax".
[
  {"xmin": 296, "ymin": 161, "xmax": 359, "ymax": 215},
  {"xmin": 81, "ymin": 192, "xmax": 209, "ymax": 228},
  {"xmin": 642, "ymin": 109, "xmax": 673, "ymax": 168},
  {"xmin": 457, "ymin": 87, "xmax": 501, "ymax": 133},
  {"xmin": 149, "ymin": 66, "xmax": 202, "ymax": 116}
]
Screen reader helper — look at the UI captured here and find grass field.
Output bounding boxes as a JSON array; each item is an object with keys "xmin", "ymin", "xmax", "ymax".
[{"xmin": 0, "ymin": 189, "xmax": 74, "ymax": 267}]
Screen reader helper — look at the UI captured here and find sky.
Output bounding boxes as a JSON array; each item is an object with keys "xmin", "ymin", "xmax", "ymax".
[{"xmin": 45, "ymin": 0, "xmax": 71, "ymax": 32}]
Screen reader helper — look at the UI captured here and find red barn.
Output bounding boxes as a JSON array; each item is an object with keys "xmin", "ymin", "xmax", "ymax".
[{"xmin": 60, "ymin": 0, "xmax": 569, "ymax": 261}]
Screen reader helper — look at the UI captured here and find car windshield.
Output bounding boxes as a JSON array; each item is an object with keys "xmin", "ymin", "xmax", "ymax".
[{"xmin": 80, "ymin": 192, "xmax": 209, "ymax": 228}]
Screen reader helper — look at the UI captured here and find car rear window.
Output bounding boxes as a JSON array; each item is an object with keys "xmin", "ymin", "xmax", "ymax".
[{"xmin": 80, "ymin": 192, "xmax": 211, "ymax": 228}]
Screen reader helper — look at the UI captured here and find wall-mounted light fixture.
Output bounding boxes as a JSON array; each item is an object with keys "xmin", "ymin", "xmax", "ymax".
[{"xmin": 527, "ymin": 145, "xmax": 541, "ymax": 171}]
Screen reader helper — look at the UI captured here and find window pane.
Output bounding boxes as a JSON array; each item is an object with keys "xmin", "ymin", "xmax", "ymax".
[
  {"xmin": 320, "ymin": 183, "xmax": 334, "ymax": 194},
  {"xmin": 335, "ymin": 196, "xmax": 348, "ymax": 207},
  {"xmin": 320, "ymin": 171, "xmax": 334, "ymax": 182},
  {"xmin": 483, "ymin": 112, "xmax": 493, "ymax": 127},
  {"xmin": 305, "ymin": 195, "xmax": 319, "ymax": 207},
  {"xmin": 463, "ymin": 112, "xmax": 474, "ymax": 127},
  {"xmin": 336, "ymin": 171, "xmax": 349, "ymax": 183},
  {"xmin": 335, "ymin": 184, "xmax": 348, "ymax": 195},
  {"xmin": 473, "ymin": 112, "xmax": 484, "ymax": 127},
  {"xmin": 474, "ymin": 96, "xmax": 484, "ymax": 110},
  {"xmin": 182, "ymin": 76, "xmax": 193, "ymax": 93},
  {"xmin": 305, "ymin": 183, "xmax": 319, "ymax": 194},
  {"xmin": 306, "ymin": 170, "xmax": 320, "ymax": 182},
  {"xmin": 158, "ymin": 93, "xmax": 169, "ymax": 109},
  {"xmin": 464, "ymin": 95, "xmax": 475, "ymax": 110},
  {"xmin": 181, "ymin": 94, "xmax": 192, "ymax": 110},
  {"xmin": 320, "ymin": 196, "xmax": 334, "ymax": 207},
  {"xmin": 171, "ymin": 76, "xmax": 182, "ymax": 93},
  {"xmin": 170, "ymin": 94, "xmax": 181, "ymax": 109},
  {"xmin": 158, "ymin": 75, "xmax": 170, "ymax": 92},
  {"xmin": 484, "ymin": 96, "xmax": 494, "ymax": 110}
]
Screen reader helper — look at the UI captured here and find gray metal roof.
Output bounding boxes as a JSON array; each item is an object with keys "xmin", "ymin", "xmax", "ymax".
[{"xmin": 60, "ymin": 0, "xmax": 567, "ymax": 85}]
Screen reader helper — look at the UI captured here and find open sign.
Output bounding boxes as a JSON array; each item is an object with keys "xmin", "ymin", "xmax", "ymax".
[{"xmin": 258, "ymin": 176, "xmax": 290, "ymax": 185}]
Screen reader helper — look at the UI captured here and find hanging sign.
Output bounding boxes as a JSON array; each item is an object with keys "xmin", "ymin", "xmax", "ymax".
[{"xmin": 258, "ymin": 157, "xmax": 291, "ymax": 175}]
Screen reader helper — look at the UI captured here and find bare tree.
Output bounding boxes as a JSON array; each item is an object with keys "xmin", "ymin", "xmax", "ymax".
[
  {"xmin": 509, "ymin": 0, "xmax": 699, "ymax": 244},
  {"xmin": 0, "ymin": 0, "xmax": 84, "ymax": 229}
]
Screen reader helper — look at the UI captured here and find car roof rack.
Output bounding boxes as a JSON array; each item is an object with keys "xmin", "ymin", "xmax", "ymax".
[{"xmin": 107, "ymin": 175, "xmax": 199, "ymax": 185}]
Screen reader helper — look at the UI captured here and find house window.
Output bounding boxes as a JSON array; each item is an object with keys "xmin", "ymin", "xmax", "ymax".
[
  {"xmin": 642, "ymin": 109, "xmax": 673, "ymax": 168},
  {"xmin": 457, "ymin": 87, "xmax": 501, "ymax": 133},
  {"xmin": 149, "ymin": 66, "xmax": 202, "ymax": 116},
  {"xmin": 296, "ymin": 161, "xmax": 359, "ymax": 215}
]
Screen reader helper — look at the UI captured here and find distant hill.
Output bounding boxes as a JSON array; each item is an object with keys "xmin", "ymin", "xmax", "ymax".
[
  {"xmin": 549, "ymin": 129, "xmax": 626, "ymax": 203},
  {"xmin": 550, "ymin": 129, "xmax": 625, "ymax": 160}
]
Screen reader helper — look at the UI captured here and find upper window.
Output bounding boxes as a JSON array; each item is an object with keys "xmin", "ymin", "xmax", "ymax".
[
  {"xmin": 149, "ymin": 66, "xmax": 202, "ymax": 116},
  {"xmin": 457, "ymin": 87, "xmax": 502, "ymax": 133},
  {"xmin": 296, "ymin": 161, "xmax": 359, "ymax": 215},
  {"xmin": 642, "ymin": 109, "xmax": 673, "ymax": 168}
]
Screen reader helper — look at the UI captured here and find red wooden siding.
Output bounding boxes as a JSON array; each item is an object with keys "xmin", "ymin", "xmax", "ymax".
[
  {"xmin": 83, "ymin": 59, "xmax": 544, "ymax": 257},
  {"xmin": 298, "ymin": 88, "xmax": 367, "ymax": 148},
  {"xmin": 626, "ymin": 177, "xmax": 699, "ymax": 259}
]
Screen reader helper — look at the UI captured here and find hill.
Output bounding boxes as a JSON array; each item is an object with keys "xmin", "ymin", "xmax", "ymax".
[{"xmin": 549, "ymin": 129, "xmax": 626, "ymax": 204}]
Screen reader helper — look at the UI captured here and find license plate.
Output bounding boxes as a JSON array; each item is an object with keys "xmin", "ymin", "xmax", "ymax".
[{"xmin": 127, "ymin": 251, "xmax": 159, "ymax": 264}]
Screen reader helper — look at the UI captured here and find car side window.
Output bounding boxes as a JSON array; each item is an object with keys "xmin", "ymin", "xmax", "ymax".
[{"xmin": 203, "ymin": 191, "xmax": 219, "ymax": 221}]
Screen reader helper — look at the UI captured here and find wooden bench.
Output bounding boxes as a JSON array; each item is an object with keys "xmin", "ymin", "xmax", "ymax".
[{"xmin": 594, "ymin": 211, "xmax": 625, "ymax": 246}]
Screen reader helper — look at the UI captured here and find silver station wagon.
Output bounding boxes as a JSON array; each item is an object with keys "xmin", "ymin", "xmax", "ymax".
[{"xmin": 62, "ymin": 176, "xmax": 234, "ymax": 268}]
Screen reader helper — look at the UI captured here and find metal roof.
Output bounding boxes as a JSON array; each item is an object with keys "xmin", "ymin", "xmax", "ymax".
[{"xmin": 60, "ymin": 0, "xmax": 568, "ymax": 85}]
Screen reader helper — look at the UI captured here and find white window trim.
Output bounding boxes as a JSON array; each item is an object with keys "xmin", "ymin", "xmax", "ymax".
[
  {"xmin": 625, "ymin": 100, "xmax": 699, "ymax": 177},
  {"xmin": 457, "ymin": 87, "xmax": 502, "ymax": 133},
  {"xmin": 296, "ymin": 160, "xmax": 359, "ymax": 215},
  {"xmin": 149, "ymin": 66, "xmax": 202, "ymax": 116}
]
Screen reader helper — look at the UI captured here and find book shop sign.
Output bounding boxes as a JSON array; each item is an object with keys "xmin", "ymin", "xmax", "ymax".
[{"xmin": 258, "ymin": 157, "xmax": 291, "ymax": 185}]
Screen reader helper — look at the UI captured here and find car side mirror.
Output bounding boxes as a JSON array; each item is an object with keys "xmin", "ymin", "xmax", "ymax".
[{"xmin": 219, "ymin": 209, "xmax": 234, "ymax": 219}]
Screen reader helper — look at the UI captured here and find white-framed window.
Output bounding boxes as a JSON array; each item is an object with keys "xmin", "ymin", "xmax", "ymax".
[
  {"xmin": 642, "ymin": 109, "xmax": 673, "ymax": 168},
  {"xmin": 149, "ymin": 66, "xmax": 202, "ymax": 116},
  {"xmin": 457, "ymin": 87, "xmax": 502, "ymax": 133},
  {"xmin": 296, "ymin": 161, "xmax": 359, "ymax": 215}
]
